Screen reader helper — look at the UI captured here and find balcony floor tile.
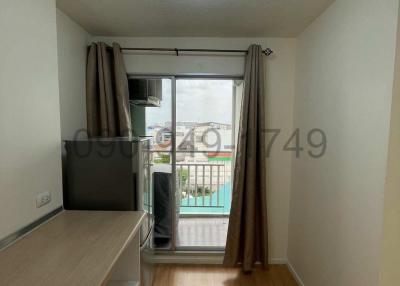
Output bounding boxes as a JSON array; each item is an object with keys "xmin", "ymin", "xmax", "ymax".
[{"xmin": 177, "ymin": 217, "xmax": 229, "ymax": 248}]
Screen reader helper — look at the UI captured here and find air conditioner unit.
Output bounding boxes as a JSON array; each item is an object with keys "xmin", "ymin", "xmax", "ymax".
[{"xmin": 128, "ymin": 78, "xmax": 162, "ymax": 107}]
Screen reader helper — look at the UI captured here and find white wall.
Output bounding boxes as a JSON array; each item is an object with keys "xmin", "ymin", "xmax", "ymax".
[
  {"xmin": 56, "ymin": 9, "xmax": 89, "ymax": 140},
  {"xmin": 91, "ymin": 36, "xmax": 297, "ymax": 262},
  {"xmin": 288, "ymin": 0, "xmax": 399, "ymax": 285},
  {"xmin": 0, "ymin": 0, "xmax": 62, "ymax": 240}
]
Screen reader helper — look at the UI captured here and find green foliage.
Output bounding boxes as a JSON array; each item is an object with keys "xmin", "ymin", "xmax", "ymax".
[
  {"xmin": 181, "ymin": 186, "xmax": 212, "ymax": 198},
  {"xmin": 178, "ymin": 168, "xmax": 213, "ymax": 199},
  {"xmin": 195, "ymin": 186, "xmax": 212, "ymax": 196},
  {"xmin": 178, "ymin": 168, "xmax": 189, "ymax": 186}
]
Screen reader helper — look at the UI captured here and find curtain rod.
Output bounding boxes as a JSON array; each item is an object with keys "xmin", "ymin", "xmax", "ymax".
[{"xmin": 116, "ymin": 47, "xmax": 273, "ymax": 56}]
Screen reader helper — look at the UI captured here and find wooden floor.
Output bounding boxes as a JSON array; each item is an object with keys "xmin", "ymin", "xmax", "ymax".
[{"xmin": 152, "ymin": 264, "xmax": 298, "ymax": 286}]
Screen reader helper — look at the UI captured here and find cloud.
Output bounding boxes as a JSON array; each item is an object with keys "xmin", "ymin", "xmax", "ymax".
[{"xmin": 146, "ymin": 79, "xmax": 234, "ymax": 127}]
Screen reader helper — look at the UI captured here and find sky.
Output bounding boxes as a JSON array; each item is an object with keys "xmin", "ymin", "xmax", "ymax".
[{"xmin": 146, "ymin": 79, "xmax": 234, "ymax": 127}]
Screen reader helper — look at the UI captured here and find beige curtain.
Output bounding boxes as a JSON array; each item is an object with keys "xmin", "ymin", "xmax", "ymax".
[
  {"xmin": 224, "ymin": 45, "xmax": 268, "ymax": 272},
  {"xmin": 86, "ymin": 42, "xmax": 131, "ymax": 138}
]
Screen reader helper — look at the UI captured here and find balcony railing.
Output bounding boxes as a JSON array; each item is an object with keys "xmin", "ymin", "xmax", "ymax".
[
  {"xmin": 177, "ymin": 163, "xmax": 227, "ymax": 207},
  {"xmin": 150, "ymin": 150, "xmax": 232, "ymax": 215}
]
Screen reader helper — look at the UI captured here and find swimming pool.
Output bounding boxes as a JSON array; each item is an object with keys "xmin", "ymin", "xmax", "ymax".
[{"xmin": 180, "ymin": 182, "xmax": 232, "ymax": 215}]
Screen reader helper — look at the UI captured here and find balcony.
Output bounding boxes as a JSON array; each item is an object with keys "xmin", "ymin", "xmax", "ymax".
[
  {"xmin": 151, "ymin": 150, "xmax": 232, "ymax": 248},
  {"xmin": 177, "ymin": 162, "xmax": 232, "ymax": 215}
]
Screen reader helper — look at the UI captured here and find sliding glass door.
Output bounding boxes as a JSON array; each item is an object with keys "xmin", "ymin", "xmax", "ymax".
[
  {"xmin": 130, "ymin": 76, "xmax": 240, "ymax": 251},
  {"xmin": 175, "ymin": 79, "xmax": 235, "ymax": 250},
  {"xmin": 130, "ymin": 77, "xmax": 174, "ymax": 250}
]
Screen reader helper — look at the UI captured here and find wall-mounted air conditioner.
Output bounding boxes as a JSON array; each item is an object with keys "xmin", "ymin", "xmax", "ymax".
[{"xmin": 128, "ymin": 78, "xmax": 162, "ymax": 107}]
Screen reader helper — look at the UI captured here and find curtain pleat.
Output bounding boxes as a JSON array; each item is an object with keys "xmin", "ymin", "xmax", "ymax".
[
  {"xmin": 112, "ymin": 43, "xmax": 132, "ymax": 137},
  {"xmin": 224, "ymin": 44, "xmax": 268, "ymax": 272},
  {"xmin": 86, "ymin": 42, "xmax": 131, "ymax": 138}
]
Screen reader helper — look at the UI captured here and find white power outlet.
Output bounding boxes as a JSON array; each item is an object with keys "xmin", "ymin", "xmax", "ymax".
[{"xmin": 36, "ymin": 191, "xmax": 51, "ymax": 208}]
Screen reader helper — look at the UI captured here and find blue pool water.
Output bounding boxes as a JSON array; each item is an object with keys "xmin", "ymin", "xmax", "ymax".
[{"xmin": 180, "ymin": 182, "xmax": 232, "ymax": 215}]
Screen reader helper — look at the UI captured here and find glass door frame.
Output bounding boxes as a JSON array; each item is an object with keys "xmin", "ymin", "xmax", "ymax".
[
  {"xmin": 174, "ymin": 76, "xmax": 242, "ymax": 252},
  {"xmin": 129, "ymin": 74, "xmax": 243, "ymax": 252}
]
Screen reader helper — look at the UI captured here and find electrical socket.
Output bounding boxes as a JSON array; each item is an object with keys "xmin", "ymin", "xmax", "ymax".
[{"xmin": 36, "ymin": 191, "xmax": 51, "ymax": 208}]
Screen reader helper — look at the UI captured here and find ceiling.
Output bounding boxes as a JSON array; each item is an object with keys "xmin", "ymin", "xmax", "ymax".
[{"xmin": 56, "ymin": 0, "xmax": 334, "ymax": 37}]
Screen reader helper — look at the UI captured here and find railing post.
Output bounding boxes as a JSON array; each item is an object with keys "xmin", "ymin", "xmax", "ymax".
[
  {"xmin": 194, "ymin": 165, "xmax": 198, "ymax": 207},
  {"xmin": 180, "ymin": 165, "xmax": 183, "ymax": 205},
  {"xmin": 217, "ymin": 165, "xmax": 220, "ymax": 207},
  {"xmin": 187, "ymin": 165, "xmax": 191, "ymax": 207},
  {"xmin": 210, "ymin": 165, "xmax": 213, "ymax": 207},
  {"xmin": 202, "ymin": 165, "xmax": 205, "ymax": 206}
]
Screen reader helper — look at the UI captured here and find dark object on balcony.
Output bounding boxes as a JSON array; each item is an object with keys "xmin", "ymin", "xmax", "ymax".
[{"xmin": 153, "ymin": 172, "xmax": 173, "ymax": 248}]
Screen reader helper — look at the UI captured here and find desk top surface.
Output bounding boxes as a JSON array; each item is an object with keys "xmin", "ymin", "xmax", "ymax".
[{"xmin": 0, "ymin": 210, "xmax": 145, "ymax": 286}]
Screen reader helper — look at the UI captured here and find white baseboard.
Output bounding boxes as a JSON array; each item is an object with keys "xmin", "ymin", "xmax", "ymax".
[
  {"xmin": 287, "ymin": 261, "xmax": 305, "ymax": 286},
  {"xmin": 151, "ymin": 253, "xmax": 224, "ymax": 264},
  {"xmin": 151, "ymin": 253, "xmax": 288, "ymax": 266}
]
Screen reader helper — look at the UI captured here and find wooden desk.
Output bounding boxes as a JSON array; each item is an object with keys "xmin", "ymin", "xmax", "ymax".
[{"xmin": 0, "ymin": 211, "xmax": 145, "ymax": 286}]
